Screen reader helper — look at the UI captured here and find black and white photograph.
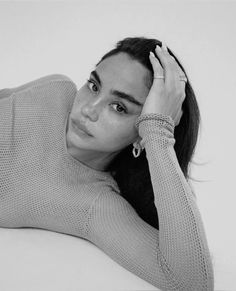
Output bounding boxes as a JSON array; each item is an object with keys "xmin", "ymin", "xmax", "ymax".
[{"xmin": 0, "ymin": 1, "xmax": 235, "ymax": 290}]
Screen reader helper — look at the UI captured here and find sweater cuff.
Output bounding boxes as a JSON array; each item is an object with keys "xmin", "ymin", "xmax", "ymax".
[{"xmin": 135, "ymin": 113, "xmax": 175, "ymax": 146}]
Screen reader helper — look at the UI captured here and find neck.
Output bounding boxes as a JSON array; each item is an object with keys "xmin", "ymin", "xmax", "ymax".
[{"xmin": 67, "ymin": 146, "xmax": 119, "ymax": 172}]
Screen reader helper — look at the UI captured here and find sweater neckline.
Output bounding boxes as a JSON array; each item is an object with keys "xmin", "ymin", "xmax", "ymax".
[{"xmin": 62, "ymin": 111, "xmax": 112, "ymax": 179}]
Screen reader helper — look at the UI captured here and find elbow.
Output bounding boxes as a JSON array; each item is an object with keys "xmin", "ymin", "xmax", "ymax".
[
  {"xmin": 165, "ymin": 272, "xmax": 214, "ymax": 291},
  {"xmin": 182, "ymin": 258, "xmax": 214, "ymax": 290},
  {"xmin": 159, "ymin": 253, "xmax": 214, "ymax": 290},
  {"xmin": 180, "ymin": 260, "xmax": 214, "ymax": 290}
]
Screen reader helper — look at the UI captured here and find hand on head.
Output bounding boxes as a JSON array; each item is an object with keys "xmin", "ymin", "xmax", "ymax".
[{"xmin": 141, "ymin": 42, "xmax": 187, "ymax": 126}]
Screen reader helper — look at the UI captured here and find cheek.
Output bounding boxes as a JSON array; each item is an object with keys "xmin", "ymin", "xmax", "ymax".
[
  {"xmin": 100, "ymin": 118, "xmax": 138, "ymax": 149},
  {"xmin": 72, "ymin": 87, "xmax": 87, "ymax": 109}
]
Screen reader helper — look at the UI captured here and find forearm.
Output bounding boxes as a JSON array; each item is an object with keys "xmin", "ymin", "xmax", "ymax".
[{"xmin": 137, "ymin": 114, "xmax": 214, "ymax": 290}]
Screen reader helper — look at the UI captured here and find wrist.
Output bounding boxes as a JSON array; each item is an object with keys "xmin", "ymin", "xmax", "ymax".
[{"xmin": 135, "ymin": 113, "xmax": 175, "ymax": 132}]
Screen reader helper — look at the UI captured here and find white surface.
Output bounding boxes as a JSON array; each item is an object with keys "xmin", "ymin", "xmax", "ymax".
[
  {"xmin": 0, "ymin": 227, "xmax": 233, "ymax": 291},
  {"xmin": 0, "ymin": 1, "xmax": 236, "ymax": 290},
  {"xmin": 0, "ymin": 228, "xmax": 159, "ymax": 291}
]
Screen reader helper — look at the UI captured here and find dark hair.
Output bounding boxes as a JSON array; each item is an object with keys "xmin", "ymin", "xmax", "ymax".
[{"xmin": 96, "ymin": 37, "xmax": 200, "ymax": 230}]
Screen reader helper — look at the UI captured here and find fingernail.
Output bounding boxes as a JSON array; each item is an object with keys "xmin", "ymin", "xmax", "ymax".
[
  {"xmin": 149, "ymin": 51, "xmax": 155, "ymax": 58},
  {"xmin": 162, "ymin": 42, "xmax": 168, "ymax": 51},
  {"xmin": 155, "ymin": 45, "xmax": 161, "ymax": 51}
]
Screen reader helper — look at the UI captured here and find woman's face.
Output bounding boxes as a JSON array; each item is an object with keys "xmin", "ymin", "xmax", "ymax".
[{"xmin": 67, "ymin": 52, "xmax": 151, "ymax": 156}]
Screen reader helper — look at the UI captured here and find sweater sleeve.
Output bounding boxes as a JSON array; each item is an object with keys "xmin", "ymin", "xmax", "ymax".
[{"xmin": 86, "ymin": 113, "xmax": 214, "ymax": 290}]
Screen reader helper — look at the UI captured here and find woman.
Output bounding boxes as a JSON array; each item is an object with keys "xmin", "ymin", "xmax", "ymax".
[{"xmin": 0, "ymin": 37, "xmax": 214, "ymax": 290}]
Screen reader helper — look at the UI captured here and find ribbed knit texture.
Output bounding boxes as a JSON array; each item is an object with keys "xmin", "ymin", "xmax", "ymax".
[{"xmin": 0, "ymin": 75, "xmax": 214, "ymax": 290}]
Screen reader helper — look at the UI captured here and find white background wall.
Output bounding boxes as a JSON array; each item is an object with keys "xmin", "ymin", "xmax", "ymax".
[{"xmin": 0, "ymin": 1, "xmax": 235, "ymax": 290}]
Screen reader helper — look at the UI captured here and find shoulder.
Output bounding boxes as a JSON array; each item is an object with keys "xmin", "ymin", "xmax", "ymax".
[
  {"xmin": 1, "ymin": 74, "xmax": 77, "ymax": 99},
  {"xmin": 21, "ymin": 74, "xmax": 76, "ymax": 91},
  {"xmin": 4, "ymin": 74, "xmax": 78, "ymax": 112}
]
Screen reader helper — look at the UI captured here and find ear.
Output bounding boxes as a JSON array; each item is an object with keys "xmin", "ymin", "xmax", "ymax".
[{"xmin": 132, "ymin": 136, "xmax": 142, "ymax": 147}]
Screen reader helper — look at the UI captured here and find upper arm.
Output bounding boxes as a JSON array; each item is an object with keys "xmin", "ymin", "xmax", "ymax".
[
  {"xmin": 0, "ymin": 89, "xmax": 13, "ymax": 100},
  {"xmin": 86, "ymin": 191, "xmax": 169, "ymax": 290},
  {"xmin": 0, "ymin": 74, "xmax": 72, "ymax": 100}
]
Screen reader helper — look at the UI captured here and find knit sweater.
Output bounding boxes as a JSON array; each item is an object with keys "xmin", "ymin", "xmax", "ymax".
[{"xmin": 0, "ymin": 75, "xmax": 214, "ymax": 290}]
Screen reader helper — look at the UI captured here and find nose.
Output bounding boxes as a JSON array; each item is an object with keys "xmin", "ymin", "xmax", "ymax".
[{"xmin": 81, "ymin": 101, "xmax": 99, "ymax": 122}]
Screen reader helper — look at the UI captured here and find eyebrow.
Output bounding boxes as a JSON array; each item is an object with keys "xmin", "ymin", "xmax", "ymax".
[{"xmin": 90, "ymin": 70, "xmax": 143, "ymax": 107}]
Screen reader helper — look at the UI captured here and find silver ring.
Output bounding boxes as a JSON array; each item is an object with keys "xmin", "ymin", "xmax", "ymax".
[
  {"xmin": 154, "ymin": 75, "xmax": 164, "ymax": 79},
  {"xmin": 154, "ymin": 75, "xmax": 187, "ymax": 83},
  {"xmin": 180, "ymin": 76, "xmax": 188, "ymax": 83}
]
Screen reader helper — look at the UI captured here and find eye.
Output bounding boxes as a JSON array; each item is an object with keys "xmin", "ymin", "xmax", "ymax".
[
  {"xmin": 87, "ymin": 79, "xmax": 98, "ymax": 93},
  {"xmin": 111, "ymin": 103, "xmax": 127, "ymax": 114}
]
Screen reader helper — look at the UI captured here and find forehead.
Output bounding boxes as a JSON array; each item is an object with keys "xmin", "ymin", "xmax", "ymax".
[{"xmin": 96, "ymin": 53, "xmax": 150, "ymax": 102}]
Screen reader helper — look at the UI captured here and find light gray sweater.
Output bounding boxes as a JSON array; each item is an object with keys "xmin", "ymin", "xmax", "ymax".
[{"xmin": 0, "ymin": 75, "xmax": 214, "ymax": 290}]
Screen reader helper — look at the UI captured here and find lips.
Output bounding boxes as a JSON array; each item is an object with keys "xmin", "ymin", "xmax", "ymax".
[{"xmin": 71, "ymin": 119, "xmax": 93, "ymax": 136}]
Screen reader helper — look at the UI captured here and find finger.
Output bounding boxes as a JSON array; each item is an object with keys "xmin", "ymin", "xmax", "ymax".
[
  {"xmin": 169, "ymin": 55, "xmax": 187, "ymax": 87},
  {"xmin": 156, "ymin": 42, "xmax": 186, "ymax": 80},
  {"xmin": 149, "ymin": 51, "xmax": 163, "ymax": 79},
  {"xmin": 157, "ymin": 44, "xmax": 188, "ymax": 103},
  {"xmin": 162, "ymin": 43, "xmax": 186, "ymax": 90},
  {"xmin": 169, "ymin": 56, "xmax": 185, "ymax": 75},
  {"xmin": 155, "ymin": 44, "xmax": 175, "ymax": 86},
  {"xmin": 150, "ymin": 45, "xmax": 185, "ymax": 83}
]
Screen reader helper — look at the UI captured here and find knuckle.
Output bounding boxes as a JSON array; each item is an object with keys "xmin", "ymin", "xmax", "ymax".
[
  {"xmin": 176, "ymin": 88, "xmax": 184, "ymax": 99},
  {"xmin": 169, "ymin": 56, "xmax": 176, "ymax": 64},
  {"xmin": 166, "ymin": 86, "xmax": 174, "ymax": 96},
  {"xmin": 160, "ymin": 54, "xmax": 169, "ymax": 64},
  {"xmin": 167, "ymin": 57, "xmax": 175, "ymax": 66},
  {"xmin": 153, "ymin": 61, "xmax": 163, "ymax": 71},
  {"xmin": 172, "ymin": 83, "xmax": 181, "ymax": 94},
  {"xmin": 179, "ymin": 68, "xmax": 185, "ymax": 76}
]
